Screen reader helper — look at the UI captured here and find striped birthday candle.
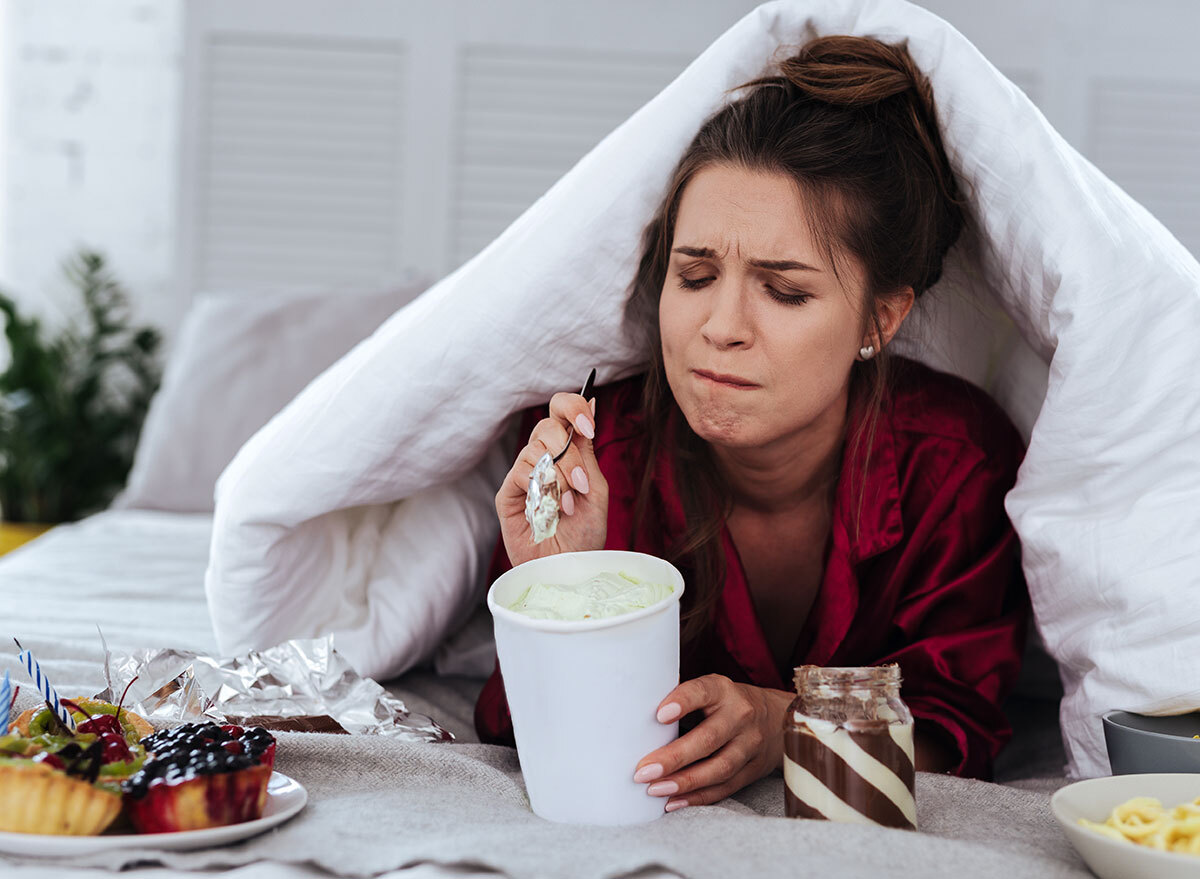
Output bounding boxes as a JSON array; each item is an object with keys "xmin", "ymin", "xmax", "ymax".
[
  {"xmin": 0, "ymin": 670, "xmax": 10, "ymax": 733},
  {"xmin": 14, "ymin": 640, "xmax": 76, "ymax": 732}
]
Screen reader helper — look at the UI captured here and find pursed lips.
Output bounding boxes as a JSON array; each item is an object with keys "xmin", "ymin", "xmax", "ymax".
[{"xmin": 691, "ymin": 368, "xmax": 760, "ymax": 389}]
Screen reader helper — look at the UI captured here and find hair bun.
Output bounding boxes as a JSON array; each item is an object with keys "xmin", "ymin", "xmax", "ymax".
[{"xmin": 777, "ymin": 35, "xmax": 930, "ymax": 109}]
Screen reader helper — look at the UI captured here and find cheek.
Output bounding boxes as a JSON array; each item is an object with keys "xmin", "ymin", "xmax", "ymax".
[
  {"xmin": 774, "ymin": 316, "xmax": 846, "ymax": 373},
  {"xmin": 758, "ymin": 306, "xmax": 857, "ymax": 410},
  {"xmin": 658, "ymin": 289, "xmax": 696, "ymax": 368}
]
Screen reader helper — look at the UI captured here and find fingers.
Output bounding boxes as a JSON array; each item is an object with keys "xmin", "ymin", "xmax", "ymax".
[
  {"xmin": 523, "ymin": 418, "xmax": 591, "ymax": 499},
  {"xmin": 663, "ymin": 769, "xmax": 755, "ymax": 813},
  {"xmin": 655, "ymin": 674, "xmax": 725, "ymax": 725},
  {"xmin": 658, "ymin": 742, "xmax": 757, "ymax": 812},
  {"xmin": 497, "ymin": 435, "xmax": 557, "ymax": 506},
  {"xmin": 548, "ymin": 392, "xmax": 595, "ymax": 443},
  {"xmin": 632, "ymin": 675, "xmax": 780, "ymax": 812},
  {"xmin": 634, "ymin": 676, "xmax": 736, "ymax": 780},
  {"xmin": 638, "ymin": 707, "xmax": 739, "ymax": 784},
  {"xmin": 495, "ymin": 390, "xmax": 603, "ymax": 533},
  {"xmin": 638, "ymin": 708, "xmax": 765, "ymax": 814},
  {"xmin": 647, "ymin": 740, "xmax": 753, "ymax": 801},
  {"xmin": 549, "ymin": 392, "xmax": 602, "ymax": 485}
]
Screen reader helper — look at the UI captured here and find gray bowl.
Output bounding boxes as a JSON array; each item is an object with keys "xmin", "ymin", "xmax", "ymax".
[{"xmin": 1103, "ymin": 710, "xmax": 1200, "ymax": 775}]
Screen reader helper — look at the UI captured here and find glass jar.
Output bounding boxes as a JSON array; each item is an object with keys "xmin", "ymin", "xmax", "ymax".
[{"xmin": 783, "ymin": 664, "xmax": 917, "ymax": 830}]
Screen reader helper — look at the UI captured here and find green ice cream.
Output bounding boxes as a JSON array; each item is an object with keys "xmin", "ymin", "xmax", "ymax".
[{"xmin": 507, "ymin": 571, "xmax": 674, "ymax": 621}]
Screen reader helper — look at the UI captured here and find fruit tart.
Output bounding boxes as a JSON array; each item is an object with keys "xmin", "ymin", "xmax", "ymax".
[
  {"xmin": 123, "ymin": 723, "xmax": 277, "ymax": 833},
  {"xmin": 4, "ymin": 691, "xmax": 152, "ymax": 795},
  {"xmin": 11, "ymin": 696, "xmax": 154, "ymax": 742},
  {"xmin": 0, "ymin": 726, "xmax": 132, "ymax": 835}
]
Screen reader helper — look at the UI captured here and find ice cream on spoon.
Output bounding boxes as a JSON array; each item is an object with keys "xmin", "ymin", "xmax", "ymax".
[{"xmin": 525, "ymin": 368, "xmax": 597, "ymax": 544}]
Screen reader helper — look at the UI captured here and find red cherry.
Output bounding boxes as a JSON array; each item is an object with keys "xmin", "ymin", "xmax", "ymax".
[
  {"xmin": 222, "ymin": 740, "xmax": 244, "ymax": 755},
  {"xmin": 99, "ymin": 732, "xmax": 133, "ymax": 763},
  {"xmin": 220, "ymin": 725, "xmax": 244, "ymax": 738},
  {"xmin": 33, "ymin": 752, "xmax": 65, "ymax": 770},
  {"xmin": 77, "ymin": 714, "xmax": 122, "ymax": 737}
]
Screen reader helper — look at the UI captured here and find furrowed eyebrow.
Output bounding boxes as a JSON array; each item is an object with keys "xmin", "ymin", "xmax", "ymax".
[{"xmin": 671, "ymin": 246, "xmax": 822, "ymax": 273}]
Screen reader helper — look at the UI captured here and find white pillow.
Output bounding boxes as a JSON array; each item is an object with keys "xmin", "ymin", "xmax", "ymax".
[
  {"xmin": 120, "ymin": 284, "xmax": 424, "ymax": 512},
  {"xmin": 207, "ymin": 0, "xmax": 1200, "ymax": 779}
]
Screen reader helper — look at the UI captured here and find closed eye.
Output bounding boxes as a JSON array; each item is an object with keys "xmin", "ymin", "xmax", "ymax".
[
  {"xmin": 765, "ymin": 285, "xmax": 811, "ymax": 305},
  {"xmin": 681, "ymin": 276, "xmax": 811, "ymax": 307}
]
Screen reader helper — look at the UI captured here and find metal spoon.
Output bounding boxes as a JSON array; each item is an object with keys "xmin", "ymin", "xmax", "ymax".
[{"xmin": 525, "ymin": 368, "xmax": 597, "ymax": 544}]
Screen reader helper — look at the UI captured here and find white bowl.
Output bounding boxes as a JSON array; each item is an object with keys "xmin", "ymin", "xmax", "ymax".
[{"xmin": 1051, "ymin": 773, "xmax": 1200, "ymax": 879}]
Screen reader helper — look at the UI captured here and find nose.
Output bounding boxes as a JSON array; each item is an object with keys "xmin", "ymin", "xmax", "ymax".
[{"xmin": 700, "ymin": 278, "xmax": 752, "ymax": 350}]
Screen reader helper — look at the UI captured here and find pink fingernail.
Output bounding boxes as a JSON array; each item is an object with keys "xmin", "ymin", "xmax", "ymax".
[
  {"xmin": 561, "ymin": 490, "xmax": 575, "ymax": 516},
  {"xmin": 665, "ymin": 799, "xmax": 688, "ymax": 813},
  {"xmin": 574, "ymin": 413, "xmax": 594, "ymax": 439},
  {"xmin": 571, "ymin": 466, "xmax": 589, "ymax": 494},
  {"xmin": 633, "ymin": 763, "xmax": 663, "ymax": 783},
  {"xmin": 647, "ymin": 781, "xmax": 678, "ymax": 797},
  {"xmin": 656, "ymin": 703, "xmax": 681, "ymax": 723}
]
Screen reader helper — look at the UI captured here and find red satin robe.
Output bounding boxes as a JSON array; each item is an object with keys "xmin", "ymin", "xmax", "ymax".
[{"xmin": 475, "ymin": 358, "xmax": 1029, "ymax": 779}]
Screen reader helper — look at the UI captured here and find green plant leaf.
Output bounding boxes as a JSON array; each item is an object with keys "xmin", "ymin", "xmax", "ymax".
[{"xmin": 0, "ymin": 251, "xmax": 162, "ymax": 523}]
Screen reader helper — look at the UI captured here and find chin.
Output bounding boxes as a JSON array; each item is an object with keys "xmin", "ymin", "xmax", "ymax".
[{"xmin": 682, "ymin": 402, "xmax": 760, "ymax": 448}]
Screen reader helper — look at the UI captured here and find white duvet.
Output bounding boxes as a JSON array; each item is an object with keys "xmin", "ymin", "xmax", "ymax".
[{"xmin": 206, "ymin": 0, "xmax": 1200, "ymax": 778}]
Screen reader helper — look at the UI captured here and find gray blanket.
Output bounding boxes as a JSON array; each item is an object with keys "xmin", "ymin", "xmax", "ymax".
[
  {"xmin": 0, "ymin": 570, "xmax": 1080, "ymax": 879},
  {"xmin": 1, "ymin": 687, "xmax": 1087, "ymax": 879}
]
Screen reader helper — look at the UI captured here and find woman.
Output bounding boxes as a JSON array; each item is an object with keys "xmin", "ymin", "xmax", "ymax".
[{"xmin": 477, "ymin": 36, "xmax": 1028, "ymax": 812}]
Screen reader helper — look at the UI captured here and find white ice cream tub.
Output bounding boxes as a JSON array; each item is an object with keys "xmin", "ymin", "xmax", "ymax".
[{"xmin": 487, "ymin": 549, "xmax": 685, "ymax": 825}]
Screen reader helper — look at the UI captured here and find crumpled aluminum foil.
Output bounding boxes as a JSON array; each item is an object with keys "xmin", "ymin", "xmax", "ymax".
[
  {"xmin": 525, "ymin": 451, "xmax": 560, "ymax": 544},
  {"xmin": 93, "ymin": 635, "xmax": 451, "ymax": 742}
]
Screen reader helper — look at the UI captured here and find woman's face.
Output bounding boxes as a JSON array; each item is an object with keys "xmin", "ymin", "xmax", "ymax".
[{"xmin": 659, "ymin": 164, "xmax": 869, "ymax": 451}]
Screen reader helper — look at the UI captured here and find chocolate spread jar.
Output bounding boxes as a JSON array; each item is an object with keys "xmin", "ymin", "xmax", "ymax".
[{"xmin": 783, "ymin": 664, "xmax": 916, "ymax": 830}]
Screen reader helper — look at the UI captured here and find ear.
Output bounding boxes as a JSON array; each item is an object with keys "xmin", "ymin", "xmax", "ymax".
[{"xmin": 863, "ymin": 286, "xmax": 915, "ymax": 353}]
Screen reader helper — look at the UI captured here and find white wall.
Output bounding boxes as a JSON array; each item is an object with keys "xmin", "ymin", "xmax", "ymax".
[
  {"xmin": 0, "ymin": 0, "xmax": 182, "ymax": 335},
  {"xmin": 2, "ymin": 0, "xmax": 1198, "ymax": 341}
]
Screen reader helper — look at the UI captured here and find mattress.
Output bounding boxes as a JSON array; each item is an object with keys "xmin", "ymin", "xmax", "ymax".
[{"xmin": 1, "ymin": 510, "xmax": 217, "ymax": 657}]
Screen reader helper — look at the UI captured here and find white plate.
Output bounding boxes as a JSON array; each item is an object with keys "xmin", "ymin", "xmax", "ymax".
[
  {"xmin": 1051, "ymin": 773, "xmax": 1200, "ymax": 879},
  {"xmin": 0, "ymin": 770, "xmax": 307, "ymax": 857}
]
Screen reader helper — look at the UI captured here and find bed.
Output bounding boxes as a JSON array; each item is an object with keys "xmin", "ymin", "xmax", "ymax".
[{"xmin": 0, "ymin": 508, "xmax": 1081, "ymax": 879}]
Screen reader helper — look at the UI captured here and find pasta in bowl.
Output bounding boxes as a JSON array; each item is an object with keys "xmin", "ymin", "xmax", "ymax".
[{"xmin": 1052, "ymin": 774, "xmax": 1200, "ymax": 879}]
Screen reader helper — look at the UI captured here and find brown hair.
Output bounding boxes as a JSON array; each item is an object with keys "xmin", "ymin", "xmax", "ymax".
[{"xmin": 624, "ymin": 36, "xmax": 967, "ymax": 646}]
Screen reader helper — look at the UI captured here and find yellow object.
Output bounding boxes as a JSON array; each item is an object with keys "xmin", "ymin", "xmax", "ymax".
[
  {"xmin": 1079, "ymin": 795, "xmax": 1200, "ymax": 855},
  {"xmin": 0, "ymin": 522, "xmax": 53, "ymax": 556},
  {"xmin": 0, "ymin": 762, "xmax": 121, "ymax": 835}
]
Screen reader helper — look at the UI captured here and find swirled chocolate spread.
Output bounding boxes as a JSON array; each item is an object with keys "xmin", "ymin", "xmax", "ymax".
[{"xmin": 783, "ymin": 665, "xmax": 917, "ymax": 830}]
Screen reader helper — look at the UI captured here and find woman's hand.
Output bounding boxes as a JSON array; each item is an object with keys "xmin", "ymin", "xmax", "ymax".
[
  {"xmin": 633, "ymin": 675, "xmax": 793, "ymax": 812},
  {"xmin": 496, "ymin": 392, "xmax": 608, "ymax": 567}
]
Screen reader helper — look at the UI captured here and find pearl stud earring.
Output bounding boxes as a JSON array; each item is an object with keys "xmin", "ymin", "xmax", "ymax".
[{"xmin": 859, "ymin": 344, "xmax": 876, "ymax": 360}]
